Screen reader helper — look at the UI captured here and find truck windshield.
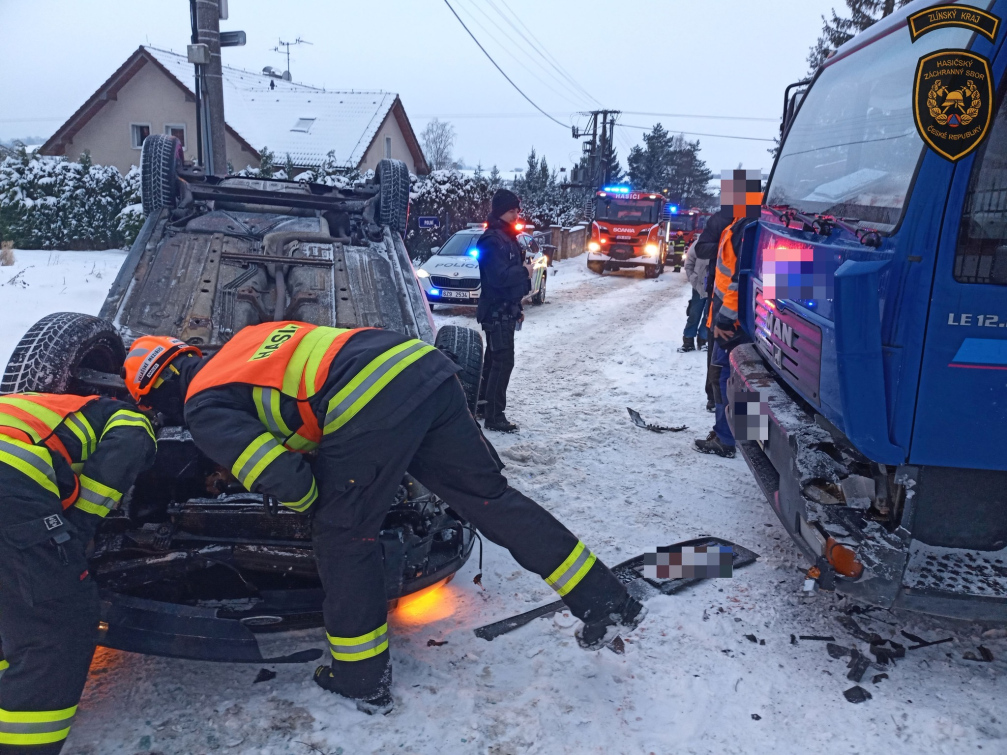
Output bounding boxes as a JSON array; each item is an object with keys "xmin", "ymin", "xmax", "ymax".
[
  {"xmin": 436, "ymin": 233, "xmax": 481, "ymax": 256},
  {"xmin": 595, "ymin": 199, "xmax": 659, "ymax": 224},
  {"xmin": 767, "ymin": 22, "xmax": 976, "ymax": 230}
]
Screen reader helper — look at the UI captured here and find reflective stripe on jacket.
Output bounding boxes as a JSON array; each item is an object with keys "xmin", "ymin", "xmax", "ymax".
[
  {"xmin": 707, "ymin": 218, "xmax": 751, "ymax": 329},
  {"xmin": 0, "ymin": 394, "xmax": 157, "ymax": 515},
  {"xmin": 186, "ymin": 322, "xmax": 367, "ymax": 451},
  {"xmin": 182, "ymin": 323, "xmax": 446, "ymax": 513},
  {"xmin": 0, "ymin": 394, "xmax": 99, "ymax": 505}
]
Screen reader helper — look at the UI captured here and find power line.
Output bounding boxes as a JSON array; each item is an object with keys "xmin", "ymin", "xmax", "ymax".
[
  {"xmin": 617, "ymin": 123, "xmax": 775, "ymax": 142},
  {"xmin": 485, "ymin": 0, "xmax": 602, "ymax": 108},
  {"xmin": 622, "ymin": 111, "xmax": 778, "ymax": 123},
  {"xmin": 442, "ymin": 0, "xmax": 569, "ymax": 129},
  {"xmin": 452, "ymin": 0, "xmax": 586, "ymax": 109}
]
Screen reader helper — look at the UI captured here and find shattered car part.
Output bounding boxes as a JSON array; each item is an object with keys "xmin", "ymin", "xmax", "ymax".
[
  {"xmin": 474, "ymin": 537, "xmax": 758, "ymax": 641},
  {"xmin": 626, "ymin": 408, "xmax": 687, "ymax": 433}
]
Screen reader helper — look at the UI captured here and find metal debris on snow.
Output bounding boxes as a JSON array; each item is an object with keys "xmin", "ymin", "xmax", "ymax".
[{"xmin": 626, "ymin": 408, "xmax": 687, "ymax": 433}]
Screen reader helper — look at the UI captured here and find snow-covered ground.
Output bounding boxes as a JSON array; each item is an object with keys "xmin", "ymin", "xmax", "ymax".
[{"xmin": 2, "ymin": 250, "xmax": 1006, "ymax": 755}]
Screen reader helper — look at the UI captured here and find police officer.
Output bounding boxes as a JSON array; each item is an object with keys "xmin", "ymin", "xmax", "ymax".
[
  {"xmin": 124, "ymin": 325, "xmax": 641, "ymax": 715},
  {"xmin": 0, "ymin": 393, "xmax": 156, "ymax": 754},
  {"xmin": 476, "ymin": 189, "xmax": 530, "ymax": 433}
]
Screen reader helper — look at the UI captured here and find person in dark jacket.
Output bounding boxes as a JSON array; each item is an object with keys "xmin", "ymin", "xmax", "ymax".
[
  {"xmin": 693, "ymin": 206, "xmax": 734, "ymax": 262},
  {"xmin": 0, "ymin": 394, "xmax": 156, "ymax": 754},
  {"xmin": 476, "ymin": 189, "xmax": 531, "ymax": 433},
  {"xmin": 125, "ymin": 325, "xmax": 642, "ymax": 716}
]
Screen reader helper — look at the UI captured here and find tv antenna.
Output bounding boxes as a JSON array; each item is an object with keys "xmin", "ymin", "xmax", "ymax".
[{"xmin": 272, "ymin": 37, "xmax": 312, "ymax": 77}]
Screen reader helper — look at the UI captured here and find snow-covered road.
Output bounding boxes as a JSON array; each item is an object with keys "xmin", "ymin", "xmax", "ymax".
[{"xmin": 2, "ymin": 251, "xmax": 1005, "ymax": 755}]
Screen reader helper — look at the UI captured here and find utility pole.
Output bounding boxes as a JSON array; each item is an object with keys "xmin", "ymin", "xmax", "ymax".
[
  {"xmin": 573, "ymin": 110, "xmax": 620, "ymax": 190},
  {"xmin": 194, "ymin": 0, "xmax": 227, "ymax": 175}
]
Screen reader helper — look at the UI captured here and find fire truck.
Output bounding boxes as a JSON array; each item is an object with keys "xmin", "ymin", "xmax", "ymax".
[
  {"xmin": 664, "ymin": 207, "xmax": 712, "ymax": 271},
  {"xmin": 587, "ymin": 187, "xmax": 668, "ymax": 278}
]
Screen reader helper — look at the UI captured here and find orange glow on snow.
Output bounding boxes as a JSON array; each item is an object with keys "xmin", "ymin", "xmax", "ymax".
[{"xmin": 392, "ymin": 579, "xmax": 456, "ymax": 626}]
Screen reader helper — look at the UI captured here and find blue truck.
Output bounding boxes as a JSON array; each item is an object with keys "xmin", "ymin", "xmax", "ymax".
[{"xmin": 728, "ymin": 0, "xmax": 1007, "ymax": 620}]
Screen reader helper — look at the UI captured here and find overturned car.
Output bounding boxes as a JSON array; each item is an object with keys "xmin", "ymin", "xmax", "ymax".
[{"xmin": 1, "ymin": 135, "xmax": 483, "ymax": 663}]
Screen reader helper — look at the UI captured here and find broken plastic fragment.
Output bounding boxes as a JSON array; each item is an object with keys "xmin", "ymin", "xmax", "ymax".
[
  {"xmin": 843, "ymin": 685, "xmax": 872, "ymax": 703},
  {"xmin": 626, "ymin": 408, "xmax": 687, "ymax": 433},
  {"xmin": 253, "ymin": 668, "xmax": 276, "ymax": 684}
]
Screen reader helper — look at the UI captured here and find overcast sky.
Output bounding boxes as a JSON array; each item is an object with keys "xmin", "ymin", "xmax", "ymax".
[{"xmin": 1, "ymin": 0, "xmax": 837, "ymax": 176}]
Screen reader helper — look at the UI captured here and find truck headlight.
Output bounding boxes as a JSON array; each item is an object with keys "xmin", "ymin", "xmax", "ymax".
[
  {"xmin": 588, "ymin": 241, "xmax": 601, "ymax": 252},
  {"xmin": 645, "ymin": 244, "xmax": 658, "ymax": 255},
  {"xmin": 416, "ymin": 269, "xmax": 431, "ymax": 278}
]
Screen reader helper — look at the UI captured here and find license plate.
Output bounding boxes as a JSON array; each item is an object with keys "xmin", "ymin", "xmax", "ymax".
[{"xmin": 441, "ymin": 290, "xmax": 473, "ymax": 299}]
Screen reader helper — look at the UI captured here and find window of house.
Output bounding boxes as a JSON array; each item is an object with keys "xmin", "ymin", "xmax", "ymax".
[
  {"xmin": 291, "ymin": 118, "xmax": 315, "ymax": 133},
  {"xmin": 164, "ymin": 124, "xmax": 186, "ymax": 148},
  {"xmin": 385, "ymin": 136, "xmax": 392, "ymax": 159},
  {"xmin": 130, "ymin": 123, "xmax": 151, "ymax": 149}
]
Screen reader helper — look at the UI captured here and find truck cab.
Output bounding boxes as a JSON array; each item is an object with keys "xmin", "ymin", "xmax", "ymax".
[
  {"xmin": 587, "ymin": 188, "xmax": 668, "ymax": 278},
  {"xmin": 665, "ymin": 207, "xmax": 711, "ymax": 272},
  {"xmin": 728, "ymin": 0, "xmax": 1007, "ymax": 620}
]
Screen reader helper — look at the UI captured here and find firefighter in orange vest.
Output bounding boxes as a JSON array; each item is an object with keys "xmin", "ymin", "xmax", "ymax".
[
  {"xmin": 123, "ymin": 325, "xmax": 641, "ymax": 714},
  {"xmin": 0, "ymin": 393, "xmax": 156, "ymax": 754},
  {"xmin": 694, "ymin": 217, "xmax": 755, "ymax": 458}
]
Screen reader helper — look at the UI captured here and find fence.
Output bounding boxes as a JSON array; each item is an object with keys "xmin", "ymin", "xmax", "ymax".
[{"xmin": 547, "ymin": 224, "xmax": 588, "ymax": 260}]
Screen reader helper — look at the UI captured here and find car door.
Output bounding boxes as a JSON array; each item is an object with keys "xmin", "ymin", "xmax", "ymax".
[{"xmin": 912, "ymin": 55, "xmax": 1007, "ymax": 471}]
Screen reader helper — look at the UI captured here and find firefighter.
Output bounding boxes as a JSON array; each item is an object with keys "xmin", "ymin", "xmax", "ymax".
[
  {"xmin": 123, "ymin": 326, "xmax": 641, "ymax": 714},
  {"xmin": 476, "ymin": 188, "xmax": 531, "ymax": 433},
  {"xmin": 694, "ymin": 217, "xmax": 755, "ymax": 458},
  {"xmin": 0, "ymin": 393, "xmax": 156, "ymax": 754}
]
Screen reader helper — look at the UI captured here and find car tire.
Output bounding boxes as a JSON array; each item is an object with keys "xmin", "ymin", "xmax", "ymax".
[
  {"xmin": 531, "ymin": 272, "xmax": 547, "ymax": 305},
  {"xmin": 435, "ymin": 325, "xmax": 483, "ymax": 415},
  {"xmin": 140, "ymin": 134, "xmax": 182, "ymax": 216},
  {"xmin": 375, "ymin": 158, "xmax": 410, "ymax": 237},
  {"xmin": 2, "ymin": 312, "xmax": 126, "ymax": 395},
  {"xmin": 587, "ymin": 261, "xmax": 605, "ymax": 275}
]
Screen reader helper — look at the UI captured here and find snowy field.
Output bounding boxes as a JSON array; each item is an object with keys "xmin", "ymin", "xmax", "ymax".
[{"xmin": 1, "ymin": 250, "xmax": 1006, "ymax": 755}]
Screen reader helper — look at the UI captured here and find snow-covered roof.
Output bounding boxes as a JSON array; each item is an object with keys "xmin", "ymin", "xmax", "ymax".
[{"xmin": 143, "ymin": 46, "xmax": 397, "ymax": 169}]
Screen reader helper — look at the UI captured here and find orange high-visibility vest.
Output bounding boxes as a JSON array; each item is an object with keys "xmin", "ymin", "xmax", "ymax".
[
  {"xmin": 707, "ymin": 222, "xmax": 742, "ymax": 328},
  {"xmin": 0, "ymin": 393, "xmax": 100, "ymax": 506},
  {"xmin": 186, "ymin": 322, "xmax": 370, "ymax": 450}
]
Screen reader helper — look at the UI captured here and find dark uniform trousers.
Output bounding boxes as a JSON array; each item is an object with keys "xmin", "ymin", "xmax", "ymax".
[
  {"xmin": 312, "ymin": 377, "xmax": 626, "ymax": 699},
  {"xmin": 479, "ymin": 320, "xmax": 517, "ymax": 422},
  {"xmin": 0, "ymin": 471, "xmax": 98, "ymax": 755}
]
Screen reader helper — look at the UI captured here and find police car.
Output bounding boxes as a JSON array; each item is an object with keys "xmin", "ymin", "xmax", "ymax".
[{"xmin": 416, "ymin": 224, "xmax": 550, "ymax": 308}]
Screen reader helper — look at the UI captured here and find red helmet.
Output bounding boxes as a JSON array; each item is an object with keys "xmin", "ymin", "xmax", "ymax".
[{"xmin": 123, "ymin": 336, "xmax": 201, "ymax": 404}]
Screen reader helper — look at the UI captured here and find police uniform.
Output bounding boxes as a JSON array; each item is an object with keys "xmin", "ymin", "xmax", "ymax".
[
  {"xmin": 170, "ymin": 322, "xmax": 628, "ymax": 703},
  {"xmin": 0, "ymin": 394, "xmax": 156, "ymax": 754}
]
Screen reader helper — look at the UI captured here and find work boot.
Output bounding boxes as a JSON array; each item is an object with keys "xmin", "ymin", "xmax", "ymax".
[
  {"xmin": 314, "ymin": 666, "xmax": 394, "ymax": 715},
  {"xmin": 697, "ymin": 338, "xmax": 707, "ymax": 351},
  {"xmin": 706, "ymin": 399, "xmax": 715, "ymax": 413},
  {"xmin": 576, "ymin": 595, "xmax": 647, "ymax": 650},
  {"xmin": 677, "ymin": 337, "xmax": 696, "ymax": 353},
  {"xmin": 694, "ymin": 435, "xmax": 736, "ymax": 458},
  {"xmin": 485, "ymin": 416, "xmax": 518, "ymax": 433}
]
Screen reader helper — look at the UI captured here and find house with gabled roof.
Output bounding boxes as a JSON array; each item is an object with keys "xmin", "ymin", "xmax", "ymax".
[{"xmin": 39, "ymin": 45, "xmax": 429, "ymax": 176}]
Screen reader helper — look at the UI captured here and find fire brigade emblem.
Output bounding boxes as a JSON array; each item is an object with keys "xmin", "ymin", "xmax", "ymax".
[{"xmin": 914, "ymin": 50, "xmax": 993, "ymax": 162}]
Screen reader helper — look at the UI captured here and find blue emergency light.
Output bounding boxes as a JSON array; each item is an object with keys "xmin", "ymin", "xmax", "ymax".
[
  {"xmin": 668, "ymin": 205, "xmax": 679, "ymax": 214},
  {"xmin": 603, "ymin": 186, "xmax": 630, "ymax": 193},
  {"xmin": 468, "ymin": 249, "xmax": 480, "ymax": 259},
  {"xmin": 430, "ymin": 288, "xmax": 440, "ymax": 296}
]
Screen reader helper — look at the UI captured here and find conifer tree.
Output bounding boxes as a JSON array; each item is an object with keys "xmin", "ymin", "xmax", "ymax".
[{"xmin": 808, "ymin": 0, "xmax": 912, "ymax": 72}]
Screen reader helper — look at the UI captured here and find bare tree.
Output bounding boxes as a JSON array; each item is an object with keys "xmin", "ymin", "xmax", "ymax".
[{"xmin": 421, "ymin": 118, "xmax": 457, "ymax": 171}]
